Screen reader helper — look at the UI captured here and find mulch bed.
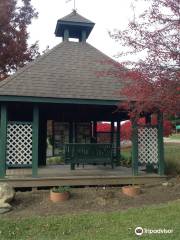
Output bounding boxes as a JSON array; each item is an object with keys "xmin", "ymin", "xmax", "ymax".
[{"xmin": 2, "ymin": 177, "xmax": 180, "ymax": 219}]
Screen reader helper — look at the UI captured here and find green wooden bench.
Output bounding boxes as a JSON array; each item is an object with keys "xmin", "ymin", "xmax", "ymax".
[{"xmin": 64, "ymin": 143, "xmax": 114, "ymax": 170}]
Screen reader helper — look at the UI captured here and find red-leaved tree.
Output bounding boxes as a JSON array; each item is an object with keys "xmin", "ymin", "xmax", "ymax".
[
  {"xmin": 110, "ymin": 0, "xmax": 180, "ymax": 118},
  {"xmin": 0, "ymin": 0, "xmax": 39, "ymax": 80},
  {"xmin": 121, "ymin": 118, "xmax": 173, "ymax": 140},
  {"xmin": 96, "ymin": 119, "xmax": 172, "ymax": 142}
]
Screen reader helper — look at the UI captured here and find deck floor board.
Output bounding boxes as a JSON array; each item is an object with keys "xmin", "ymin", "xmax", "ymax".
[
  {"xmin": 0, "ymin": 165, "xmax": 167, "ymax": 188},
  {"xmin": 6, "ymin": 165, "xmax": 152, "ymax": 178}
]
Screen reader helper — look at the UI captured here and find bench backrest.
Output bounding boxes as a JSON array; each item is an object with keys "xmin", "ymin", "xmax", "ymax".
[{"xmin": 64, "ymin": 143, "xmax": 112, "ymax": 160}]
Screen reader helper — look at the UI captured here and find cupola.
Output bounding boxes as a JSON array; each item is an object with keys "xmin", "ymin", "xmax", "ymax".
[{"xmin": 55, "ymin": 10, "xmax": 95, "ymax": 42}]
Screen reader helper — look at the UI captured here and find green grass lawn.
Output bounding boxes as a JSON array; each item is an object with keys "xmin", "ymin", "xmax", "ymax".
[
  {"xmin": 168, "ymin": 134, "xmax": 180, "ymax": 141},
  {"xmin": 121, "ymin": 143, "xmax": 180, "ymax": 161},
  {"xmin": 0, "ymin": 201, "xmax": 179, "ymax": 240},
  {"xmin": 164, "ymin": 143, "xmax": 180, "ymax": 174},
  {"xmin": 121, "ymin": 143, "xmax": 180, "ymax": 174},
  {"xmin": 164, "ymin": 143, "xmax": 180, "ymax": 161}
]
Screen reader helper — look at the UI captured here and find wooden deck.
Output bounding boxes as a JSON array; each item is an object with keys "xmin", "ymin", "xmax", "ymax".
[{"xmin": 0, "ymin": 165, "xmax": 167, "ymax": 188}]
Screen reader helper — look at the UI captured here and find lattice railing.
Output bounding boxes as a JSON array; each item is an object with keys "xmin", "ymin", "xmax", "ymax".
[
  {"xmin": 138, "ymin": 126, "xmax": 158, "ymax": 164},
  {"xmin": 6, "ymin": 122, "xmax": 32, "ymax": 167}
]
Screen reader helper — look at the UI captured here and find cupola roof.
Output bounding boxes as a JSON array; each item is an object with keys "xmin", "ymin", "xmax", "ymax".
[{"xmin": 55, "ymin": 10, "xmax": 95, "ymax": 41}]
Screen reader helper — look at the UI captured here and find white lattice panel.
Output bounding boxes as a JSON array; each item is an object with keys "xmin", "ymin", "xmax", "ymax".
[
  {"xmin": 6, "ymin": 122, "xmax": 32, "ymax": 166},
  {"xmin": 138, "ymin": 127, "xmax": 158, "ymax": 164}
]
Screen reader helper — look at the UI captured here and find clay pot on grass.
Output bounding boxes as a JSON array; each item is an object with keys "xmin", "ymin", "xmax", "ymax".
[
  {"xmin": 122, "ymin": 185, "xmax": 141, "ymax": 197},
  {"xmin": 50, "ymin": 186, "xmax": 70, "ymax": 202}
]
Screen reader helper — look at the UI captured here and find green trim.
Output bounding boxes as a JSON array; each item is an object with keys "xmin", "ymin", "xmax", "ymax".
[
  {"xmin": 0, "ymin": 95, "xmax": 119, "ymax": 106},
  {"xmin": 8, "ymin": 121, "xmax": 32, "ymax": 125},
  {"xmin": 132, "ymin": 119, "xmax": 138, "ymax": 176},
  {"xmin": 32, "ymin": 105, "xmax": 39, "ymax": 177},
  {"xmin": 0, "ymin": 104, "xmax": 8, "ymax": 178},
  {"xmin": 116, "ymin": 121, "xmax": 120, "ymax": 162},
  {"xmin": 137, "ymin": 125, "xmax": 157, "ymax": 128},
  {"xmin": 57, "ymin": 21, "xmax": 94, "ymax": 28},
  {"xmin": 158, "ymin": 112, "xmax": 165, "ymax": 175},
  {"xmin": 98, "ymin": 131, "xmax": 111, "ymax": 134},
  {"xmin": 7, "ymin": 164, "xmax": 32, "ymax": 168}
]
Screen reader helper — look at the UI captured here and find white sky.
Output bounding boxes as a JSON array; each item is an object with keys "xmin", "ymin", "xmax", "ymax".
[{"xmin": 28, "ymin": 0, "xmax": 147, "ymax": 60}]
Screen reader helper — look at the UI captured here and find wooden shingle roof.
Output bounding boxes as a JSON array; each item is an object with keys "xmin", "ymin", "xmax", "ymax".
[{"xmin": 0, "ymin": 41, "xmax": 125, "ymax": 101}]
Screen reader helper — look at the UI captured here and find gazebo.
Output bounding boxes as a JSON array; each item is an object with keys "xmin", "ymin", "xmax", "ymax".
[{"xmin": 0, "ymin": 10, "xmax": 165, "ymax": 186}]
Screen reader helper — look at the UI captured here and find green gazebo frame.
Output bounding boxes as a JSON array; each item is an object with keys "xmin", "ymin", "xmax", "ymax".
[{"xmin": 0, "ymin": 10, "xmax": 165, "ymax": 181}]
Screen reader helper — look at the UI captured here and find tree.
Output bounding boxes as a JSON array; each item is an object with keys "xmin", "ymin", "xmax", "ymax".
[
  {"xmin": 0, "ymin": 0, "xmax": 39, "ymax": 80},
  {"xmin": 96, "ymin": 119, "xmax": 172, "ymax": 142},
  {"xmin": 121, "ymin": 121, "xmax": 132, "ymax": 140},
  {"xmin": 97, "ymin": 122, "xmax": 111, "ymax": 132},
  {"xmin": 110, "ymin": 0, "xmax": 180, "ymax": 118},
  {"xmin": 121, "ymin": 118, "xmax": 172, "ymax": 140}
]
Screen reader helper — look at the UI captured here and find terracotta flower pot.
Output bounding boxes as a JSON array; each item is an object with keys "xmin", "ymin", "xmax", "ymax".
[
  {"xmin": 122, "ymin": 185, "xmax": 141, "ymax": 197},
  {"xmin": 50, "ymin": 191, "xmax": 70, "ymax": 202}
]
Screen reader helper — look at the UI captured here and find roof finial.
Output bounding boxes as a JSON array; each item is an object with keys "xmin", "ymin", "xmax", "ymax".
[{"xmin": 66, "ymin": 0, "xmax": 77, "ymax": 11}]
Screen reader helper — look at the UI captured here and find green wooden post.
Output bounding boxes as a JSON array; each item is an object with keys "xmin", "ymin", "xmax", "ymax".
[
  {"xmin": 81, "ymin": 30, "xmax": 87, "ymax": 42},
  {"xmin": 74, "ymin": 122, "xmax": 77, "ymax": 143},
  {"xmin": 158, "ymin": 112, "xmax": 165, "ymax": 175},
  {"xmin": 0, "ymin": 104, "xmax": 8, "ymax": 178},
  {"xmin": 145, "ymin": 114, "xmax": 151, "ymax": 124},
  {"xmin": 93, "ymin": 121, "xmax": 97, "ymax": 143},
  {"xmin": 90, "ymin": 121, "xmax": 93, "ymax": 142},
  {"xmin": 119, "ymin": 122, "xmax": 121, "ymax": 161},
  {"xmin": 63, "ymin": 29, "xmax": 69, "ymax": 41},
  {"xmin": 38, "ymin": 118, "xmax": 47, "ymax": 166},
  {"xmin": 32, "ymin": 105, "xmax": 39, "ymax": 177},
  {"xmin": 116, "ymin": 121, "xmax": 120, "ymax": 163},
  {"xmin": 111, "ymin": 121, "xmax": 114, "ymax": 144},
  {"xmin": 69, "ymin": 122, "xmax": 73, "ymax": 143},
  {"xmin": 111, "ymin": 121, "xmax": 115, "ymax": 168},
  {"xmin": 52, "ymin": 120, "xmax": 55, "ymax": 156},
  {"xmin": 145, "ymin": 113, "xmax": 154, "ymax": 172},
  {"xmin": 95, "ymin": 122, "xmax": 97, "ymax": 140},
  {"xmin": 43, "ymin": 119, "xmax": 47, "ymax": 165},
  {"xmin": 69, "ymin": 122, "xmax": 74, "ymax": 170},
  {"xmin": 132, "ymin": 119, "xmax": 138, "ymax": 176}
]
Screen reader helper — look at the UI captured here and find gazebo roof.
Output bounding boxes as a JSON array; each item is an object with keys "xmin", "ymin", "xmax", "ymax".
[
  {"xmin": 0, "ymin": 42, "xmax": 125, "ymax": 102},
  {"xmin": 0, "ymin": 11, "xmax": 126, "ymax": 104}
]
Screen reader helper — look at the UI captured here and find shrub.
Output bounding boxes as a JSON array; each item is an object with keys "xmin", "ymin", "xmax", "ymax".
[
  {"xmin": 47, "ymin": 156, "xmax": 64, "ymax": 165},
  {"xmin": 165, "ymin": 159, "xmax": 180, "ymax": 176},
  {"xmin": 51, "ymin": 186, "xmax": 71, "ymax": 193}
]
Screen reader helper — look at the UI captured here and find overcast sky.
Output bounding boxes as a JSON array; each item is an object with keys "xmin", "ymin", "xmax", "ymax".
[{"xmin": 28, "ymin": 0, "xmax": 146, "ymax": 60}]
